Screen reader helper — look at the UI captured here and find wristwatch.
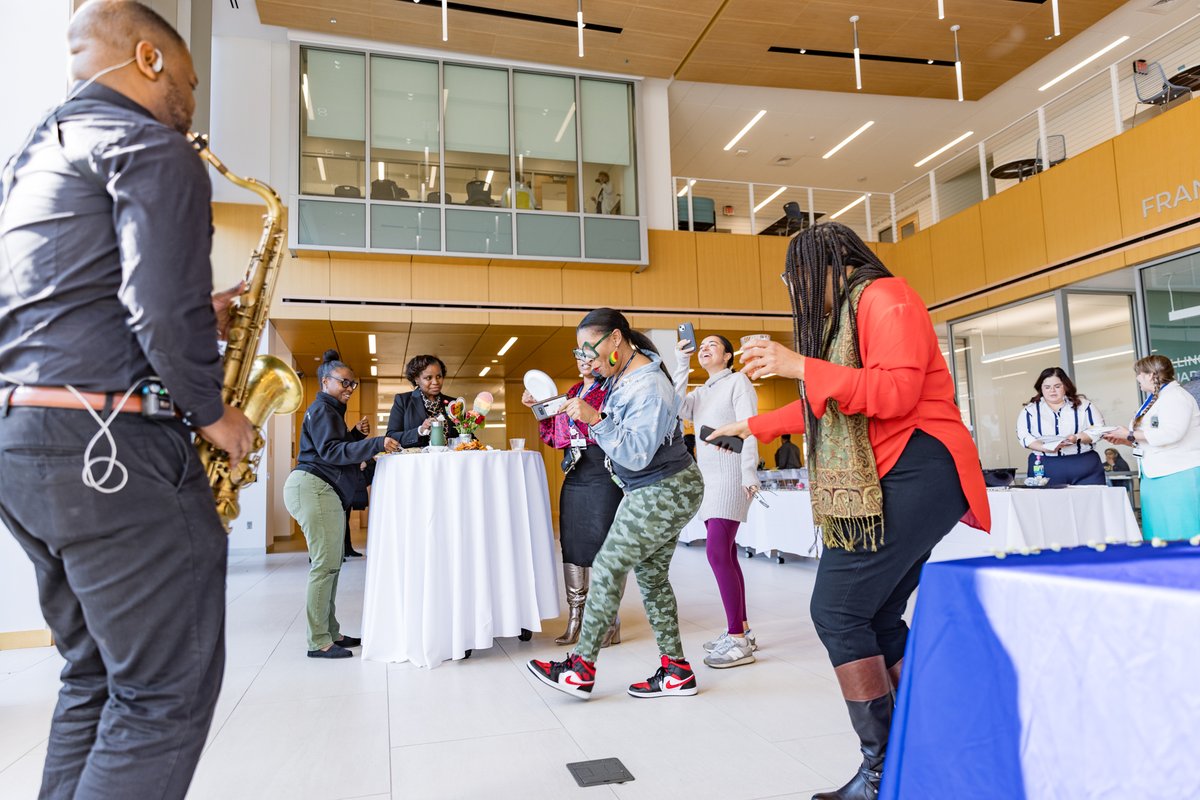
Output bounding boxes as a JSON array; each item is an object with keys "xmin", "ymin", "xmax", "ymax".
[{"xmin": 1127, "ymin": 431, "xmax": 1136, "ymax": 444}]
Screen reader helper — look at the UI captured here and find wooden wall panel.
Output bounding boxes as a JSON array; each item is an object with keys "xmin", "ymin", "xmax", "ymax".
[
  {"xmin": 1039, "ymin": 141, "xmax": 1123, "ymax": 264},
  {"xmin": 1047, "ymin": 253, "xmax": 1127, "ymax": 290},
  {"xmin": 488, "ymin": 265, "xmax": 564, "ymax": 306},
  {"xmin": 928, "ymin": 207, "xmax": 986, "ymax": 303},
  {"xmin": 563, "ymin": 268, "xmax": 632, "ymax": 309},
  {"xmin": 985, "ymin": 276, "xmax": 1051, "ymax": 309},
  {"xmin": 694, "ymin": 234, "xmax": 763, "ymax": 311},
  {"xmin": 632, "ymin": 230, "xmax": 699, "ymax": 309},
  {"xmin": 980, "ymin": 179, "xmax": 1047, "ymax": 285},
  {"xmin": 409, "ymin": 258, "xmax": 491, "ymax": 302},
  {"xmin": 758, "ymin": 237, "xmax": 791, "ymax": 312},
  {"xmin": 1121, "ymin": 227, "xmax": 1200, "ymax": 269},
  {"xmin": 885, "ymin": 228, "xmax": 934, "ymax": 303},
  {"xmin": 330, "ymin": 255, "xmax": 412, "ymax": 299},
  {"xmin": 1113, "ymin": 98, "xmax": 1200, "ymax": 238}
]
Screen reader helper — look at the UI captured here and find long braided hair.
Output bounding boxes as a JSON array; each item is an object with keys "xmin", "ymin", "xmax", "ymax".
[{"xmin": 784, "ymin": 222, "xmax": 893, "ymax": 455}]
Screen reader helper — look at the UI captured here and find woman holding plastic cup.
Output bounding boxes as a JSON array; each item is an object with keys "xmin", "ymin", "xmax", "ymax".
[
  {"xmin": 522, "ymin": 356, "xmax": 623, "ymax": 646},
  {"xmin": 706, "ymin": 222, "xmax": 989, "ymax": 799}
]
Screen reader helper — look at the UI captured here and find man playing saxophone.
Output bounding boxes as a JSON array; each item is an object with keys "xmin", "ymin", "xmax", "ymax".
[{"xmin": 0, "ymin": 2, "xmax": 255, "ymax": 798}]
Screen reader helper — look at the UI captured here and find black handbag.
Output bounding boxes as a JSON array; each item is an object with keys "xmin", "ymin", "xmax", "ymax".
[{"xmin": 561, "ymin": 446, "xmax": 583, "ymax": 476}]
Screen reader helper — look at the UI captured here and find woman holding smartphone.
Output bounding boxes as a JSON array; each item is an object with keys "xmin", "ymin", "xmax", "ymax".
[
  {"xmin": 522, "ymin": 356, "xmax": 624, "ymax": 647},
  {"xmin": 672, "ymin": 334, "xmax": 761, "ymax": 670},
  {"xmin": 528, "ymin": 308, "xmax": 704, "ymax": 700}
]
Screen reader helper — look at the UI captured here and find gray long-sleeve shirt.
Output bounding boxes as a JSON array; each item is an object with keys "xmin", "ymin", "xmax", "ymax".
[{"xmin": 0, "ymin": 83, "xmax": 224, "ymax": 426}]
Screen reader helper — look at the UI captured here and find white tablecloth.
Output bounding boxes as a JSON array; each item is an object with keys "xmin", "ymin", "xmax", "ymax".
[
  {"xmin": 930, "ymin": 485, "xmax": 1141, "ymax": 562},
  {"xmin": 361, "ymin": 450, "xmax": 562, "ymax": 668},
  {"xmin": 680, "ymin": 490, "xmax": 817, "ymax": 558},
  {"xmin": 681, "ymin": 486, "xmax": 1140, "ymax": 563}
]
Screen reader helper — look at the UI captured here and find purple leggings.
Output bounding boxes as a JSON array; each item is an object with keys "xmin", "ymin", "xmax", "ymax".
[{"xmin": 705, "ymin": 517, "xmax": 747, "ymax": 635}]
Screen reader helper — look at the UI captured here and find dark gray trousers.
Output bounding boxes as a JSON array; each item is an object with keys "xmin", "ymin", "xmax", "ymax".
[{"xmin": 0, "ymin": 407, "xmax": 227, "ymax": 800}]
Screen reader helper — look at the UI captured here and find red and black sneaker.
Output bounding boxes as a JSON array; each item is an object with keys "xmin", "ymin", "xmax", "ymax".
[
  {"xmin": 527, "ymin": 653, "xmax": 596, "ymax": 699},
  {"xmin": 627, "ymin": 655, "xmax": 698, "ymax": 698}
]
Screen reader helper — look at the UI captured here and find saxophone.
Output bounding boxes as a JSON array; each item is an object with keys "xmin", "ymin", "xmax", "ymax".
[{"xmin": 189, "ymin": 133, "xmax": 304, "ymax": 531}]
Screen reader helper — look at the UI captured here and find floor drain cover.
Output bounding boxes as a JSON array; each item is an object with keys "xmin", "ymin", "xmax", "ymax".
[{"xmin": 566, "ymin": 757, "xmax": 635, "ymax": 787}]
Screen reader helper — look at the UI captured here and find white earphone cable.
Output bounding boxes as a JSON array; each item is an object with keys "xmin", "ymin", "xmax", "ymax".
[{"xmin": 65, "ymin": 383, "xmax": 141, "ymax": 494}]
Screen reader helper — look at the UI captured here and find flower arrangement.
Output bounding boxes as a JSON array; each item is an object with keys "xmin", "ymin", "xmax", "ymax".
[{"xmin": 447, "ymin": 392, "xmax": 493, "ymax": 438}]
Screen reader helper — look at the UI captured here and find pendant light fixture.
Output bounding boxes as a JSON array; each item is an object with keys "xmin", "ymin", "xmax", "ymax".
[
  {"xmin": 442, "ymin": 0, "xmax": 448, "ymax": 42},
  {"xmin": 578, "ymin": 0, "xmax": 585, "ymax": 57},
  {"xmin": 1051, "ymin": 0, "xmax": 1061, "ymax": 37},
  {"xmin": 850, "ymin": 16, "xmax": 862, "ymax": 91},
  {"xmin": 951, "ymin": 24, "xmax": 963, "ymax": 102}
]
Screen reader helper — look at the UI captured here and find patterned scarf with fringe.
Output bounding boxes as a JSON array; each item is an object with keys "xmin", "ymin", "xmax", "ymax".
[{"xmin": 807, "ymin": 283, "xmax": 885, "ymax": 551}]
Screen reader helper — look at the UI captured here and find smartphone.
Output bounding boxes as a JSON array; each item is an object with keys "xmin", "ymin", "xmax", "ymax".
[
  {"xmin": 532, "ymin": 394, "xmax": 569, "ymax": 421},
  {"xmin": 700, "ymin": 425, "xmax": 743, "ymax": 453},
  {"xmin": 678, "ymin": 322, "xmax": 696, "ymax": 351}
]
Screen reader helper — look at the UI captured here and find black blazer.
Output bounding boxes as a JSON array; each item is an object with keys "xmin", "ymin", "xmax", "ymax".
[{"xmin": 386, "ymin": 390, "xmax": 458, "ymax": 448}]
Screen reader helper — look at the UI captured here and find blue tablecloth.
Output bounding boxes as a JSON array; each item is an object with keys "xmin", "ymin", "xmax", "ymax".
[{"xmin": 881, "ymin": 544, "xmax": 1200, "ymax": 800}]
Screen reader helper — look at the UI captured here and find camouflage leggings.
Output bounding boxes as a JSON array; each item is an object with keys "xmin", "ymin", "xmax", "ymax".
[{"xmin": 575, "ymin": 463, "xmax": 705, "ymax": 662}]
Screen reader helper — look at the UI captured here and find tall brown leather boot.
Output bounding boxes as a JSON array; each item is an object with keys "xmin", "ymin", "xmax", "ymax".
[
  {"xmin": 555, "ymin": 564, "xmax": 588, "ymax": 646},
  {"xmin": 812, "ymin": 655, "xmax": 893, "ymax": 800},
  {"xmin": 600, "ymin": 573, "xmax": 627, "ymax": 648}
]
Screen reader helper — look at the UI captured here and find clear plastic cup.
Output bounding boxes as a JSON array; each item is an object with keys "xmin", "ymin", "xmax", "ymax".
[
  {"xmin": 739, "ymin": 333, "xmax": 771, "ymax": 349},
  {"xmin": 509, "ymin": 438, "xmax": 526, "ymax": 450}
]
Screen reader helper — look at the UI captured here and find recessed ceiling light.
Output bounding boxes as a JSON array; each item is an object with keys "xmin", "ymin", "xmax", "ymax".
[
  {"xmin": 677, "ymin": 179, "xmax": 696, "ymax": 197},
  {"xmin": 491, "ymin": 359, "xmax": 499, "ymax": 363},
  {"xmin": 914, "ymin": 131, "xmax": 974, "ymax": 167},
  {"xmin": 329, "ymin": 18, "xmax": 336, "ymax": 23},
  {"xmin": 822, "ymin": 120, "xmax": 874, "ymax": 160},
  {"xmin": 1038, "ymin": 36, "xmax": 1130, "ymax": 92},
  {"xmin": 370, "ymin": 365, "xmax": 377, "ymax": 376},
  {"xmin": 753, "ymin": 186, "xmax": 787, "ymax": 213},
  {"xmin": 497, "ymin": 336, "xmax": 518, "ymax": 356},
  {"xmin": 831, "ymin": 194, "xmax": 869, "ymax": 220},
  {"xmin": 368, "ymin": 334, "xmax": 377, "ymax": 354},
  {"xmin": 723, "ymin": 110, "xmax": 766, "ymax": 151},
  {"xmin": 479, "ymin": 367, "xmax": 491, "ymax": 377}
]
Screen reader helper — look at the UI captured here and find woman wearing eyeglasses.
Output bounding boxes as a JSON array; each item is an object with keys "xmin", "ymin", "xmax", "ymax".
[
  {"xmin": 672, "ymin": 334, "xmax": 761, "ymax": 670},
  {"xmin": 528, "ymin": 309, "xmax": 705, "ymax": 701},
  {"xmin": 386, "ymin": 354, "xmax": 459, "ymax": 448},
  {"xmin": 521, "ymin": 356, "xmax": 624, "ymax": 647},
  {"xmin": 285, "ymin": 351, "xmax": 400, "ymax": 659}
]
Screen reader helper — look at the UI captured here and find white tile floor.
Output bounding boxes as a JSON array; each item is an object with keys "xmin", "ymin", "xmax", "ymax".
[{"xmin": 0, "ymin": 543, "xmax": 863, "ymax": 800}]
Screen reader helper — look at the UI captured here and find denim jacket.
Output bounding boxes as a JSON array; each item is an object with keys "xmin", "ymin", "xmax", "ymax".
[{"xmin": 589, "ymin": 351, "xmax": 693, "ymax": 490}]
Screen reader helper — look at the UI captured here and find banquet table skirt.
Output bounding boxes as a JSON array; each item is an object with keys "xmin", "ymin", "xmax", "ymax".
[
  {"xmin": 361, "ymin": 451, "xmax": 563, "ymax": 668},
  {"xmin": 678, "ymin": 490, "xmax": 817, "ymax": 558}
]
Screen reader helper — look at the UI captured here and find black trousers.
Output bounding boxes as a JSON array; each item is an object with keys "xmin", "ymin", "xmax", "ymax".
[
  {"xmin": 810, "ymin": 429, "xmax": 969, "ymax": 668},
  {"xmin": 0, "ymin": 407, "xmax": 227, "ymax": 800}
]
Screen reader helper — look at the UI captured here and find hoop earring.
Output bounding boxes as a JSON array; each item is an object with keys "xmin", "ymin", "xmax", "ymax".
[{"xmin": 608, "ymin": 350, "xmax": 619, "ymax": 367}]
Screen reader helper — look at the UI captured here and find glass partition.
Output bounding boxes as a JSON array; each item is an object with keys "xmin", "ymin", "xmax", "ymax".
[
  {"xmin": 1067, "ymin": 292, "xmax": 1139, "ymax": 465},
  {"xmin": 1141, "ymin": 252, "xmax": 1200, "ymax": 384},
  {"xmin": 949, "ymin": 295, "xmax": 1062, "ymax": 470},
  {"xmin": 370, "ymin": 55, "xmax": 439, "ymax": 203},
  {"xmin": 581, "ymin": 78, "xmax": 637, "ymax": 216},
  {"xmin": 300, "ymin": 48, "xmax": 366, "ymax": 198},
  {"xmin": 515, "ymin": 72, "xmax": 578, "ymax": 212},
  {"xmin": 444, "ymin": 64, "xmax": 511, "ymax": 208}
]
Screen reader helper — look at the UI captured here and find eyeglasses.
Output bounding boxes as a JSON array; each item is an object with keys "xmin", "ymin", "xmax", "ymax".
[
  {"xmin": 751, "ymin": 487, "xmax": 776, "ymax": 509},
  {"xmin": 325, "ymin": 376, "xmax": 359, "ymax": 390},
  {"xmin": 572, "ymin": 330, "xmax": 614, "ymax": 361}
]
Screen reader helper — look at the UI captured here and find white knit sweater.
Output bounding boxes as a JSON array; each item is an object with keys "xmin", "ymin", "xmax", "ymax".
[{"xmin": 672, "ymin": 359, "xmax": 760, "ymax": 523}]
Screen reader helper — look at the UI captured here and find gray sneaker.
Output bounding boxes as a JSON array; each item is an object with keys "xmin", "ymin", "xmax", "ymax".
[
  {"xmin": 703, "ymin": 635, "xmax": 756, "ymax": 669},
  {"xmin": 703, "ymin": 629, "xmax": 759, "ymax": 653}
]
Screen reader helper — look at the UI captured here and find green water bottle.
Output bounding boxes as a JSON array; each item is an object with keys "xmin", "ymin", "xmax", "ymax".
[{"xmin": 430, "ymin": 418, "xmax": 446, "ymax": 447}]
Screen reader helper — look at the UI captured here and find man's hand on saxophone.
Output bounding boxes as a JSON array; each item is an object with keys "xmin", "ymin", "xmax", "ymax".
[
  {"xmin": 212, "ymin": 281, "xmax": 246, "ymax": 341},
  {"xmin": 198, "ymin": 406, "xmax": 257, "ymax": 465}
]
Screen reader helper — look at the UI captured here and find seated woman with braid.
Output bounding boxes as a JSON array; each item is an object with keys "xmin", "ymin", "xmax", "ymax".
[{"xmin": 708, "ymin": 222, "xmax": 989, "ymax": 800}]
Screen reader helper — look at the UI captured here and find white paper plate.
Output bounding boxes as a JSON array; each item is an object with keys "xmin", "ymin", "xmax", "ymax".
[{"xmin": 523, "ymin": 369, "xmax": 558, "ymax": 402}]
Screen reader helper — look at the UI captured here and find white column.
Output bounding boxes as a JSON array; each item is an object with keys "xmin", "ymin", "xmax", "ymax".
[
  {"xmin": 640, "ymin": 77, "xmax": 674, "ymax": 231},
  {"xmin": 0, "ymin": 0, "xmax": 72, "ymax": 163}
]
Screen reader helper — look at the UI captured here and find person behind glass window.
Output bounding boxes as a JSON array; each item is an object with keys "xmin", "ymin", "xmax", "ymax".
[
  {"xmin": 775, "ymin": 433, "xmax": 803, "ymax": 469},
  {"xmin": 1103, "ymin": 448, "xmax": 1130, "ymax": 472},
  {"xmin": 1016, "ymin": 367, "xmax": 1107, "ymax": 485},
  {"xmin": 522, "ymin": 356, "xmax": 623, "ymax": 648},
  {"xmin": 1103, "ymin": 355, "xmax": 1200, "ymax": 542},
  {"xmin": 386, "ymin": 354, "xmax": 458, "ymax": 448}
]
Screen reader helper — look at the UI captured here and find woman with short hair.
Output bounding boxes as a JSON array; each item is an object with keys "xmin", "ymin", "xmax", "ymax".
[
  {"xmin": 528, "ymin": 308, "xmax": 705, "ymax": 700},
  {"xmin": 1104, "ymin": 355, "xmax": 1200, "ymax": 541},
  {"xmin": 1016, "ymin": 367, "xmax": 1107, "ymax": 485},
  {"xmin": 386, "ymin": 354, "xmax": 458, "ymax": 448},
  {"xmin": 285, "ymin": 351, "xmax": 399, "ymax": 658}
]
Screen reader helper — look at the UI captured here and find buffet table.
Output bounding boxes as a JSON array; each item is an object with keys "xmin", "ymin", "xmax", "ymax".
[
  {"xmin": 680, "ymin": 485, "xmax": 1139, "ymax": 562},
  {"xmin": 360, "ymin": 450, "xmax": 562, "ymax": 668},
  {"xmin": 881, "ymin": 543, "xmax": 1200, "ymax": 799}
]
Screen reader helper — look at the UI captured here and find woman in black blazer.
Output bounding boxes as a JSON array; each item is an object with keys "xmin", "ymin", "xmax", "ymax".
[{"xmin": 386, "ymin": 354, "xmax": 459, "ymax": 447}]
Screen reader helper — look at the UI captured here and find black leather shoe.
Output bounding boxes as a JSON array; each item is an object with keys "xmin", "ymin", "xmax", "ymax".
[
  {"xmin": 335, "ymin": 635, "xmax": 362, "ymax": 648},
  {"xmin": 345, "ymin": 549, "xmax": 364, "ymax": 558},
  {"xmin": 307, "ymin": 644, "xmax": 353, "ymax": 659}
]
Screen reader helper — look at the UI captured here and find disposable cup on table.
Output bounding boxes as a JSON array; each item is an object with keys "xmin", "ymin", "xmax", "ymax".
[{"xmin": 509, "ymin": 439, "xmax": 526, "ymax": 450}]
